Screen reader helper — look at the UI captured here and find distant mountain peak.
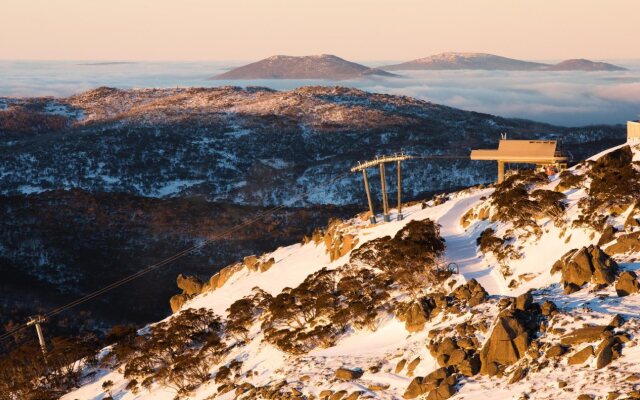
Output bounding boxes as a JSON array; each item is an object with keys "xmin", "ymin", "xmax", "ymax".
[
  {"xmin": 211, "ymin": 54, "xmax": 397, "ymax": 80},
  {"xmin": 546, "ymin": 58, "xmax": 627, "ymax": 71},
  {"xmin": 382, "ymin": 52, "xmax": 626, "ymax": 72}
]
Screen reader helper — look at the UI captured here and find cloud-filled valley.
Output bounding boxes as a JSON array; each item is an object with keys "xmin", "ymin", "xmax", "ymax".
[{"xmin": 1, "ymin": 60, "xmax": 639, "ymax": 126}]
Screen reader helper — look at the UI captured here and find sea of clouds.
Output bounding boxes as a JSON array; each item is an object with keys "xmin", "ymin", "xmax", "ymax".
[{"xmin": 1, "ymin": 60, "xmax": 638, "ymax": 127}]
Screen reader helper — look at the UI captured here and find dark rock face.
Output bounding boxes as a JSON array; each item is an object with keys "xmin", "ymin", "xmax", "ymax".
[
  {"xmin": 616, "ymin": 271, "xmax": 640, "ymax": 297},
  {"xmin": 551, "ymin": 246, "xmax": 618, "ymax": 293}
]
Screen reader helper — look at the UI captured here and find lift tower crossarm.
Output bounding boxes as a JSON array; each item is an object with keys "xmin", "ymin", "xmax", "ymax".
[
  {"xmin": 351, "ymin": 153, "xmax": 413, "ymax": 224},
  {"xmin": 350, "ymin": 153, "xmax": 413, "ymax": 172}
]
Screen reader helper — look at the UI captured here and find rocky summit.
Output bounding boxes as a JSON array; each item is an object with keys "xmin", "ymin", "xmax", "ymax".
[{"xmin": 44, "ymin": 141, "xmax": 640, "ymax": 400}]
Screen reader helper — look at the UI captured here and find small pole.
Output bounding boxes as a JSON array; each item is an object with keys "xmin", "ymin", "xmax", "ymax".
[
  {"xmin": 362, "ymin": 169, "xmax": 376, "ymax": 224},
  {"xmin": 397, "ymin": 159, "xmax": 403, "ymax": 220},
  {"xmin": 497, "ymin": 160, "xmax": 505, "ymax": 184},
  {"xmin": 379, "ymin": 163, "xmax": 390, "ymax": 222},
  {"xmin": 27, "ymin": 316, "xmax": 48, "ymax": 363}
]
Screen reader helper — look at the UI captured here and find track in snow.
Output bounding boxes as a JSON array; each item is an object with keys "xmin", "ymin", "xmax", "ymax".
[{"xmin": 437, "ymin": 190, "xmax": 504, "ymax": 295}]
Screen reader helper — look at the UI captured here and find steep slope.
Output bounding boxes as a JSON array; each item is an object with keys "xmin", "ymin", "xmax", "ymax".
[
  {"xmin": 211, "ymin": 55, "xmax": 396, "ymax": 80},
  {"xmin": 382, "ymin": 52, "xmax": 627, "ymax": 72},
  {"xmin": 59, "ymin": 142, "xmax": 640, "ymax": 399}
]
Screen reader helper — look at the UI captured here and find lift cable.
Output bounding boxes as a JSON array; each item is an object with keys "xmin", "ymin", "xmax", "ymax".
[
  {"xmin": 0, "ymin": 169, "xmax": 355, "ymax": 343},
  {"xmin": 0, "ymin": 153, "xmax": 473, "ymax": 344}
]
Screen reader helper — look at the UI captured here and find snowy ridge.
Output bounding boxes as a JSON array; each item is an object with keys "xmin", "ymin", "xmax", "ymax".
[{"xmin": 63, "ymin": 143, "xmax": 640, "ymax": 400}]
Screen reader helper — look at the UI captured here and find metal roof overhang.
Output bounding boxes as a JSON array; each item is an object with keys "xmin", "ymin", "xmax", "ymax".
[{"xmin": 470, "ymin": 150, "xmax": 567, "ymax": 163}]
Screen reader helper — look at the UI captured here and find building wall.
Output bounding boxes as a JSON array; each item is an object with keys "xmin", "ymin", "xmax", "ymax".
[{"xmin": 629, "ymin": 121, "xmax": 640, "ymax": 143}]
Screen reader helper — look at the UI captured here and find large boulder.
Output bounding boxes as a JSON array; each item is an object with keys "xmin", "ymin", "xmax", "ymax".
[
  {"xmin": 551, "ymin": 245, "xmax": 618, "ymax": 293},
  {"xmin": 480, "ymin": 315, "xmax": 529, "ymax": 375},
  {"xmin": 451, "ymin": 279, "xmax": 488, "ymax": 307},
  {"xmin": 335, "ymin": 367, "xmax": 363, "ymax": 381},
  {"xmin": 401, "ymin": 301, "xmax": 430, "ymax": 333},
  {"xmin": 595, "ymin": 337, "xmax": 622, "ymax": 369},
  {"xmin": 169, "ymin": 293, "xmax": 189, "ymax": 313},
  {"xmin": 616, "ymin": 271, "xmax": 640, "ymax": 297},
  {"xmin": 568, "ymin": 345, "xmax": 594, "ymax": 365},
  {"xmin": 403, "ymin": 368, "xmax": 456, "ymax": 400},
  {"xmin": 176, "ymin": 273, "xmax": 204, "ymax": 296}
]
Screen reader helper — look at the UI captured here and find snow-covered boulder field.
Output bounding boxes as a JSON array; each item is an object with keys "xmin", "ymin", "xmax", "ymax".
[{"xmin": 64, "ymin": 143, "xmax": 640, "ymax": 400}]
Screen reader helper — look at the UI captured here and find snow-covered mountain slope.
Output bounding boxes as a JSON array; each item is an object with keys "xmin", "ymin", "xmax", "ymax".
[
  {"xmin": 0, "ymin": 86, "xmax": 624, "ymax": 205},
  {"xmin": 63, "ymin": 142, "xmax": 640, "ymax": 400},
  {"xmin": 211, "ymin": 55, "xmax": 396, "ymax": 80},
  {"xmin": 381, "ymin": 52, "xmax": 626, "ymax": 72}
]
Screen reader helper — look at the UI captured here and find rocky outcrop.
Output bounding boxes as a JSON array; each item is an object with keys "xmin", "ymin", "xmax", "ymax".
[
  {"xmin": 206, "ymin": 263, "xmax": 243, "ymax": 291},
  {"xmin": 403, "ymin": 367, "xmax": 457, "ymax": 399},
  {"xmin": 399, "ymin": 280, "xmax": 488, "ymax": 333},
  {"xmin": 428, "ymin": 337, "xmax": 480, "ymax": 376},
  {"xmin": 323, "ymin": 219, "xmax": 359, "ymax": 262},
  {"xmin": 451, "ymin": 279, "xmax": 489, "ymax": 307},
  {"xmin": 169, "ymin": 274, "xmax": 205, "ymax": 313},
  {"xmin": 176, "ymin": 274, "xmax": 204, "ymax": 296},
  {"xmin": 169, "ymin": 293, "xmax": 189, "ymax": 313},
  {"xmin": 460, "ymin": 206, "xmax": 490, "ymax": 229},
  {"xmin": 551, "ymin": 245, "xmax": 618, "ymax": 293},
  {"xmin": 595, "ymin": 336, "xmax": 624, "ymax": 369},
  {"xmin": 625, "ymin": 207, "xmax": 640, "ymax": 229},
  {"xmin": 606, "ymin": 232, "xmax": 640, "ymax": 255},
  {"xmin": 400, "ymin": 302, "xmax": 430, "ymax": 333},
  {"xmin": 616, "ymin": 271, "xmax": 640, "ymax": 297},
  {"xmin": 202, "ymin": 255, "xmax": 278, "ymax": 294}
]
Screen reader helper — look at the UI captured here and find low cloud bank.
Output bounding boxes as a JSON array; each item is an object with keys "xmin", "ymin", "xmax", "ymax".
[{"xmin": 1, "ymin": 61, "xmax": 638, "ymax": 126}]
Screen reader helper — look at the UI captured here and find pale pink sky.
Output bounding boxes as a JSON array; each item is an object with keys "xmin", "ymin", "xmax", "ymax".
[{"xmin": 1, "ymin": 0, "xmax": 638, "ymax": 61}]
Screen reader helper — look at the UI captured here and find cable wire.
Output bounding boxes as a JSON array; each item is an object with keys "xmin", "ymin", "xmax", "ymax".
[
  {"xmin": 0, "ymin": 169, "xmax": 353, "ymax": 343},
  {"xmin": 0, "ymin": 153, "xmax": 470, "ymax": 343}
]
